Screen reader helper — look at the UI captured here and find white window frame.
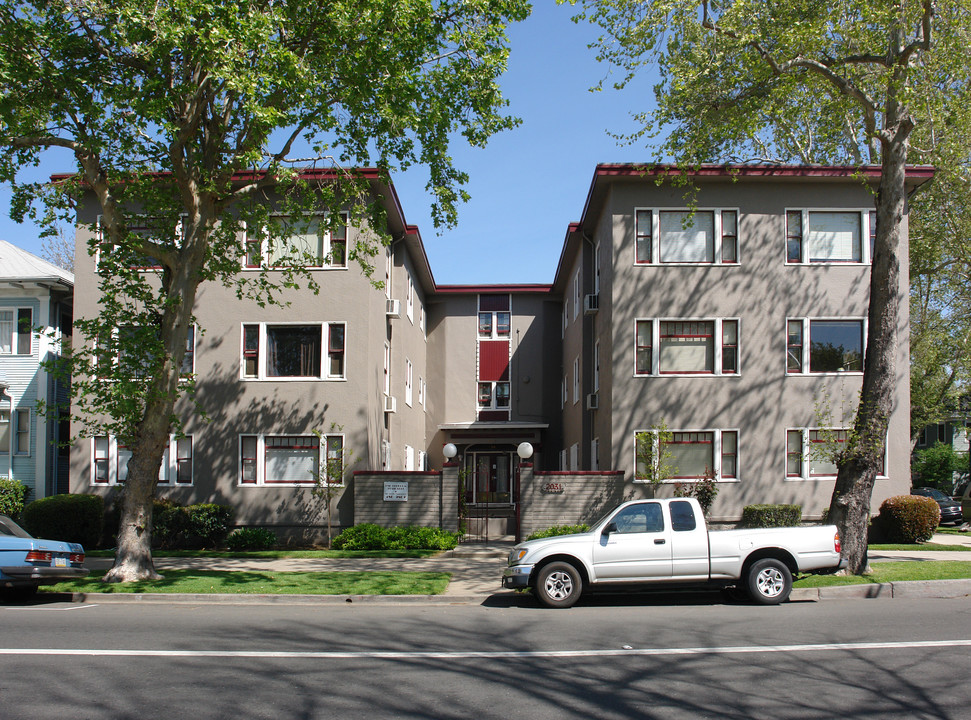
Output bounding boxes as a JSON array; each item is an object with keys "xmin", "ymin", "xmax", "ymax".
[
  {"xmin": 383, "ymin": 341, "xmax": 391, "ymax": 395},
  {"xmin": 406, "ymin": 274, "xmax": 414, "ymax": 323},
  {"xmin": 477, "ymin": 380, "xmax": 511, "ymax": 411},
  {"xmin": 785, "ymin": 208, "xmax": 873, "ymax": 265},
  {"xmin": 244, "ymin": 212, "xmax": 349, "ymax": 270},
  {"xmin": 477, "ymin": 296, "xmax": 511, "ymax": 340},
  {"xmin": 0, "ymin": 307, "xmax": 33, "ymax": 356},
  {"xmin": 404, "ymin": 445, "xmax": 414, "ymax": 471},
  {"xmin": 573, "ymin": 356, "xmax": 580, "ymax": 404},
  {"xmin": 593, "ymin": 341, "xmax": 600, "ymax": 392},
  {"xmin": 786, "ymin": 317, "xmax": 866, "ymax": 376},
  {"xmin": 633, "ymin": 318, "xmax": 741, "ymax": 377},
  {"xmin": 420, "ymin": 307, "xmax": 426, "ymax": 337},
  {"xmin": 633, "ymin": 208, "xmax": 740, "ymax": 266},
  {"xmin": 785, "ymin": 427, "xmax": 886, "ymax": 481},
  {"xmin": 591, "ymin": 437, "xmax": 600, "ymax": 471},
  {"xmin": 91, "ymin": 434, "xmax": 193, "ymax": 486},
  {"xmin": 594, "ymin": 241, "xmax": 602, "ymax": 295},
  {"xmin": 13, "ymin": 408, "xmax": 29, "ymax": 456},
  {"xmin": 385, "ymin": 248, "xmax": 393, "ymax": 298},
  {"xmin": 382, "ymin": 439, "xmax": 391, "ymax": 469},
  {"xmin": 573, "ymin": 269, "xmax": 581, "ymax": 320},
  {"xmin": 238, "ymin": 433, "xmax": 345, "ymax": 487},
  {"xmin": 417, "ymin": 450, "xmax": 427, "ymax": 471},
  {"xmin": 633, "ymin": 428, "xmax": 739, "ymax": 483},
  {"xmin": 240, "ymin": 321, "xmax": 347, "ymax": 381},
  {"xmin": 570, "ymin": 443, "xmax": 579, "ymax": 471},
  {"xmin": 405, "ymin": 359, "xmax": 413, "ymax": 407}
]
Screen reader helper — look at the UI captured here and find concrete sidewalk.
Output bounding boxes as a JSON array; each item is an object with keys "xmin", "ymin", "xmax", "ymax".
[{"xmin": 74, "ymin": 535, "xmax": 971, "ymax": 606}]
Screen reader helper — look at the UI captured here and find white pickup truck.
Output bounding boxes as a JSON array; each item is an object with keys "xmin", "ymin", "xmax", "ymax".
[{"xmin": 502, "ymin": 498, "xmax": 844, "ymax": 607}]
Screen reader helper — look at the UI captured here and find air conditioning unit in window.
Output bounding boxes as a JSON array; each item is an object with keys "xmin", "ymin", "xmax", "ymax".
[
  {"xmin": 386, "ymin": 299, "xmax": 401, "ymax": 318},
  {"xmin": 384, "ymin": 395, "xmax": 397, "ymax": 413},
  {"xmin": 586, "ymin": 393, "xmax": 599, "ymax": 410},
  {"xmin": 583, "ymin": 294, "xmax": 599, "ymax": 315}
]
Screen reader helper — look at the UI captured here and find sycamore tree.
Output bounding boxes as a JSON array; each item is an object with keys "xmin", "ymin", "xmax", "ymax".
[
  {"xmin": 572, "ymin": 0, "xmax": 971, "ymax": 573},
  {"xmin": 0, "ymin": 0, "xmax": 529, "ymax": 582}
]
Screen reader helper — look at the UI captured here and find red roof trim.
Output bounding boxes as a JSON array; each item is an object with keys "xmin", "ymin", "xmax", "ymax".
[
  {"xmin": 435, "ymin": 284, "xmax": 553, "ymax": 295},
  {"xmin": 591, "ymin": 163, "xmax": 935, "ymax": 180}
]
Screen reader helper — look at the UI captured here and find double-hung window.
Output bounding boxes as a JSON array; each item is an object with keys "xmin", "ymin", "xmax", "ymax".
[
  {"xmin": 92, "ymin": 435, "xmax": 193, "ymax": 485},
  {"xmin": 254, "ymin": 213, "xmax": 348, "ymax": 268},
  {"xmin": 405, "ymin": 359, "xmax": 413, "ymax": 406},
  {"xmin": 241, "ymin": 322, "xmax": 346, "ymax": 380},
  {"xmin": 634, "ymin": 428, "xmax": 738, "ymax": 482},
  {"xmin": 787, "ymin": 318, "xmax": 864, "ymax": 374},
  {"xmin": 634, "ymin": 318, "xmax": 740, "ymax": 376},
  {"xmin": 239, "ymin": 433, "xmax": 344, "ymax": 486},
  {"xmin": 786, "ymin": 209, "xmax": 875, "ymax": 264},
  {"xmin": 477, "ymin": 294, "xmax": 511, "ymax": 416},
  {"xmin": 786, "ymin": 428, "xmax": 884, "ymax": 479},
  {"xmin": 0, "ymin": 308, "xmax": 32, "ymax": 355},
  {"xmin": 108, "ymin": 322, "xmax": 196, "ymax": 379},
  {"xmin": 634, "ymin": 209, "xmax": 739, "ymax": 265},
  {"xmin": 478, "ymin": 294, "xmax": 511, "ymax": 340},
  {"xmin": 0, "ymin": 409, "xmax": 29, "ymax": 454}
]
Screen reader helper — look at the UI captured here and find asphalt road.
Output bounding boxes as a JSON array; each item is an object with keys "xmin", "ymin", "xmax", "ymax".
[{"xmin": 2, "ymin": 592, "xmax": 970, "ymax": 719}]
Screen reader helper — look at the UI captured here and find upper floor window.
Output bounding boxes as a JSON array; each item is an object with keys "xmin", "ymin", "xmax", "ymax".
[
  {"xmin": 406, "ymin": 275, "xmax": 415, "ymax": 322},
  {"xmin": 787, "ymin": 318, "xmax": 864, "ymax": 374},
  {"xmin": 246, "ymin": 213, "xmax": 348, "ymax": 269},
  {"xmin": 478, "ymin": 294, "xmax": 511, "ymax": 339},
  {"xmin": 635, "ymin": 209, "xmax": 739, "ymax": 265},
  {"xmin": 634, "ymin": 318, "xmax": 740, "ymax": 376},
  {"xmin": 478, "ymin": 381, "xmax": 510, "ymax": 410},
  {"xmin": 786, "ymin": 209, "xmax": 874, "ymax": 264},
  {"xmin": 241, "ymin": 322, "xmax": 346, "ymax": 380},
  {"xmin": 0, "ymin": 308, "xmax": 32, "ymax": 355}
]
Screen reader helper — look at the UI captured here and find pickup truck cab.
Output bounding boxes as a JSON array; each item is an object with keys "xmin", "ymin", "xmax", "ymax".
[{"xmin": 502, "ymin": 498, "xmax": 843, "ymax": 608}]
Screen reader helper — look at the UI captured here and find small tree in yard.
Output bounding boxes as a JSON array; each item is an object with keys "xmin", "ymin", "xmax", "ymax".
[
  {"xmin": 634, "ymin": 421, "xmax": 677, "ymax": 486},
  {"xmin": 311, "ymin": 426, "xmax": 354, "ymax": 549},
  {"xmin": 572, "ymin": 0, "xmax": 971, "ymax": 574},
  {"xmin": 0, "ymin": 0, "xmax": 529, "ymax": 581}
]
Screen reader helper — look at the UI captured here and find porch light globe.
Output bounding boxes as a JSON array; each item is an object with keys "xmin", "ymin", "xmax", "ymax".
[
  {"xmin": 517, "ymin": 442, "xmax": 534, "ymax": 460},
  {"xmin": 443, "ymin": 443, "xmax": 458, "ymax": 459}
]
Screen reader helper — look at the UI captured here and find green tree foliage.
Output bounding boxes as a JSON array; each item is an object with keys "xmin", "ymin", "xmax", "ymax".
[
  {"xmin": 0, "ymin": 0, "xmax": 529, "ymax": 581},
  {"xmin": 912, "ymin": 440, "xmax": 967, "ymax": 492},
  {"xmin": 571, "ymin": 0, "xmax": 971, "ymax": 574}
]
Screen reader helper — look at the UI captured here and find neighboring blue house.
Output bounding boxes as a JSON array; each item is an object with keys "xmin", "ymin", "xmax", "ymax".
[{"xmin": 0, "ymin": 240, "xmax": 73, "ymax": 500}]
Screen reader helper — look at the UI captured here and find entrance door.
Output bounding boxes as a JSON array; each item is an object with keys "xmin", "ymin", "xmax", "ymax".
[{"xmin": 471, "ymin": 452, "xmax": 513, "ymax": 504}]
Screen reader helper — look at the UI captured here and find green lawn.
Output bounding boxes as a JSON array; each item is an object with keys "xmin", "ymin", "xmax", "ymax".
[
  {"xmin": 795, "ymin": 561, "xmax": 971, "ymax": 588},
  {"xmin": 84, "ymin": 549, "xmax": 443, "ymax": 559},
  {"xmin": 39, "ymin": 570, "xmax": 451, "ymax": 596}
]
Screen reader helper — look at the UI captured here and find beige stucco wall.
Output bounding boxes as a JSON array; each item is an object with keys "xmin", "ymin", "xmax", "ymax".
[{"xmin": 587, "ymin": 176, "xmax": 910, "ymax": 521}]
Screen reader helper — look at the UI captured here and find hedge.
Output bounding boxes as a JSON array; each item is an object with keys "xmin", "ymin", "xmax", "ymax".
[
  {"xmin": 332, "ymin": 524, "xmax": 459, "ymax": 551},
  {"xmin": 0, "ymin": 478, "xmax": 30, "ymax": 518},
  {"xmin": 875, "ymin": 495, "xmax": 940, "ymax": 543},
  {"xmin": 226, "ymin": 527, "xmax": 277, "ymax": 551},
  {"xmin": 739, "ymin": 504, "xmax": 803, "ymax": 528},
  {"xmin": 152, "ymin": 501, "xmax": 234, "ymax": 549},
  {"xmin": 22, "ymin": 494, "xmax": 104, "ymax": 548},
  {"xmin": 526, "ymin": 524, "xmax": 590, "ymax": 541}
]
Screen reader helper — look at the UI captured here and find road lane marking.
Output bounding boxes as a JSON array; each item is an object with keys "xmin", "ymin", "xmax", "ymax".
[{"xmin": 2, "ymin": 639, "xmax": 970, "ymax": 660}]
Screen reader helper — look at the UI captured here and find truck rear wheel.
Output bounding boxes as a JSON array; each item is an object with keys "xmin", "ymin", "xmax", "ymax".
[
  {"xmin": 535, "ymin": 561, "xmax": 582, "ymax": 609},
  {"xmin": 746, "ymin": 558, "xmax": 792, "ymax": 605}
]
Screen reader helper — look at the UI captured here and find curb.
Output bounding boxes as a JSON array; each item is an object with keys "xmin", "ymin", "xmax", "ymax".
[{"xmin": 55, "ymin": 578, "xmax": 971, "ymax": 606}]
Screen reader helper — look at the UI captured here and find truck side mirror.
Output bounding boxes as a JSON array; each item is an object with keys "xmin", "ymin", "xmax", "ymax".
[{"xmin": 602, "ymin": 522, "xmax": 617, "ymax": 537}]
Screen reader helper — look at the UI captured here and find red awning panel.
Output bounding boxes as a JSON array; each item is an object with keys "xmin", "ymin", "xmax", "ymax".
[{"xmin": 479, "ymin": 341, "xmax": 510, "ymax": 381}]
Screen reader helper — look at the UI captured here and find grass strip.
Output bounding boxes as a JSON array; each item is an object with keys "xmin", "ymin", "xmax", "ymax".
[
  {"xmin": 869, "ymin": 543, "xmax": 970, "ymax": 551},
  {"xmin": 39, "ymin": 570, "xmax": 451, "ymax": 596},
  {"xmin": 795, "ymin": 561, "xmax": 971, "ymax": 588},
  {"xmin": 84, "ymin": 549, "xmax": 444, "ymax": 559}
]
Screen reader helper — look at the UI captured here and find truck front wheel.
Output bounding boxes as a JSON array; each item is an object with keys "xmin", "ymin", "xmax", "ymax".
[
  {"xmin": 746, "ymin": 558, "xmax": 792, "ymax": 605},
  {"xmin": 535, "ymin": 561, "xmax": 583, "ymax": 609}
]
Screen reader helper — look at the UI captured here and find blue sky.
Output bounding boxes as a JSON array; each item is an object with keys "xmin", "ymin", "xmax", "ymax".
[{"xmin": 0, "ymin": 3, "xmax": 658, "ymax": 285}]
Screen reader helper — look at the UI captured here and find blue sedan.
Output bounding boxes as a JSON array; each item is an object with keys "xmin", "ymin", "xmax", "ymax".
[{"xmin": 0, "ymin": 514, "xmax": 88, "ymax": 597}]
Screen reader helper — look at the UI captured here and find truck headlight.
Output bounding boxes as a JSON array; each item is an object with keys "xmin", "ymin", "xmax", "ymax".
[{"xmin": 509, "ymin": 547, "xmax": 529, "ymax": 565}]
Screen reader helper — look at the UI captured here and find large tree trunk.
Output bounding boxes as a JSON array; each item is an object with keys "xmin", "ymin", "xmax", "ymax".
[
  {"xmin": 828, "ymin": 102, "xmax": 912, "ymax": 575},
  {"xmin": 102, "ymin": 216, "xmax": 207, "ymax": 583}
]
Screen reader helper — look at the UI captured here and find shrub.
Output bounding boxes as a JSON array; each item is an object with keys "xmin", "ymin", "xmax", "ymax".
[
  {"xmin": 876, "ymin": 495, "xmax": 940, "ymax": 543},
  {"xmin": 0, "ymin": 478, "xmax": 30, "ymax": 518},
  {"xmin": 912, "ymin": 442, "xmax": 967, "ymax": 493},
  {"xmin": 526, "ymin": 524, "xmax": 590, "ymax": 541},
  {"xmin": 739, "ymin": 504, "xmax": 803, "ymax": 528},
  {"xmin": 152, "ymin": 502, "xmax": 234, "ymax": 549},
  {"xmin": 226, "ymin": 527, "xmax": 277, "ymax": 551},
  {"xmin": 332, "ymin": 524, "xmax": 459, "ymax": 551},
  {"xmin": 673, "ymin": 475, "xmax": 719, "ymax": 517},
  {"xmin": 22, "ymin": 494, "xmax": 104, "ymax": 548}
]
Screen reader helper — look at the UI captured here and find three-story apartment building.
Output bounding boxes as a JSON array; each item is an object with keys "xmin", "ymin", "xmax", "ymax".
[{"xmin": 69, "ymin": 164, "xmax": 927, "ymax": 535}]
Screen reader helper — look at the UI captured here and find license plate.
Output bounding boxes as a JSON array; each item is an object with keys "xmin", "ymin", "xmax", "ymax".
[{"xmin": 54, "ymin": 557, "xmax": 68, "ymax": 567}]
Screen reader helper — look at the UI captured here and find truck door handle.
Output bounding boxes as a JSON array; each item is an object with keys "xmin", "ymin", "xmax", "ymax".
[{"xmin": 654, "ymin": 539, "xmax": 666, "ymax": 545}]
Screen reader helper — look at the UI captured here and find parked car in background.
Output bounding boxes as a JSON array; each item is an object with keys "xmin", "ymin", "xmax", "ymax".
[
  {"xmin": 0, "ymin": 515, "xmax": 88, "ymax": 598},
  {"xmin": 911, "ymin": 487, "xmax": 963, "ymax": 525}
]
